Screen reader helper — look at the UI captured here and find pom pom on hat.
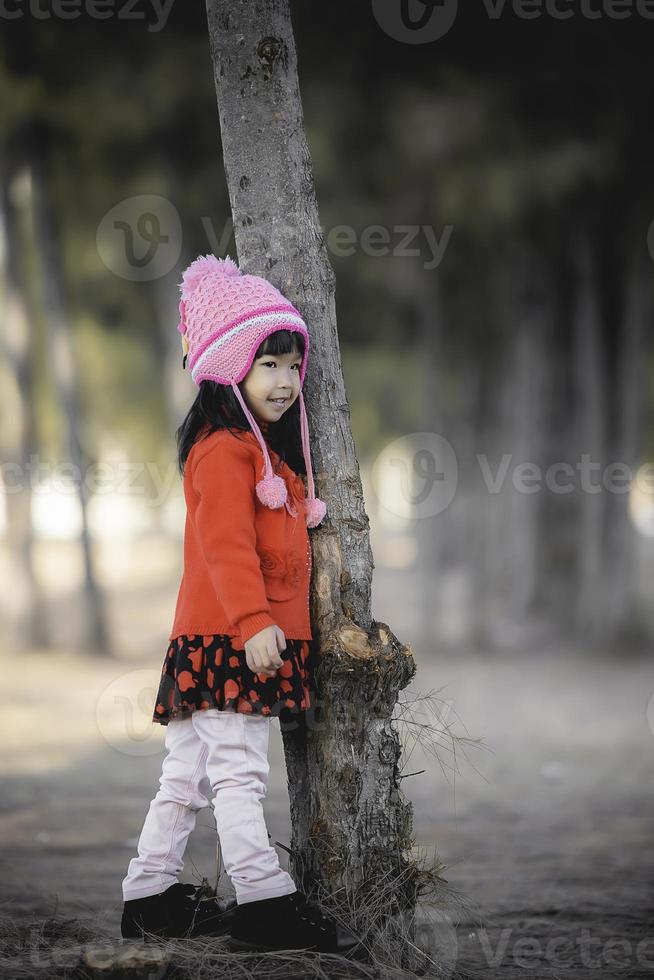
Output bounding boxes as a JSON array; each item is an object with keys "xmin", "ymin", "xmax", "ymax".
[{"xmin": 180, "ymin": 253, "xmax": 241, "ymax": 299}]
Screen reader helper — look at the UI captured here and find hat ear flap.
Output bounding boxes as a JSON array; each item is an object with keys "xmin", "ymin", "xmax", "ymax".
[{"xmin": 177, "ymin": 300, "xmax": 187, "ymax": 335}]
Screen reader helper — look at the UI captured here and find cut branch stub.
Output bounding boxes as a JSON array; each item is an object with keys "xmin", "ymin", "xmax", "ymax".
[{"xmin": 316, "ymin": 618, "xmax": 416, "ymax": 727}]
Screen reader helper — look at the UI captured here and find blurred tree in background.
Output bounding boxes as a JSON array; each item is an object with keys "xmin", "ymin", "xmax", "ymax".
[{"xmin": 0, "ymin": 1, "xmax": 652, "ymax": 656}]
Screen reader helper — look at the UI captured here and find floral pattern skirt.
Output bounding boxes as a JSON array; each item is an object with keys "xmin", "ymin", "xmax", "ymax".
[{"xmin": 152, "ymin": 633, "xmax": 319, "ymax": 726}]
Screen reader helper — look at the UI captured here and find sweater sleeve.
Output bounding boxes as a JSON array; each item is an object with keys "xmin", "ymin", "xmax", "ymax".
[{"xmin": 191, "ymin": 436, "xmax": 276, "ymax": 645}]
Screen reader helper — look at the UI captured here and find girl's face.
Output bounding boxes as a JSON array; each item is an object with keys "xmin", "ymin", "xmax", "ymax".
[{"xmin": 239, "ymin": 347, "xmax": 303, "ymax": 425}]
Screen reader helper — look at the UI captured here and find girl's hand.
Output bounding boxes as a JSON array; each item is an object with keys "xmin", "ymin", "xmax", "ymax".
[{"xmin": 244, "ymin": 625, "xmax": 286, "ymax": 678}]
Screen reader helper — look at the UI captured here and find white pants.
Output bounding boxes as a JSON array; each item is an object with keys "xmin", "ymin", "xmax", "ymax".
[{"xmin": 121, "ymin": 708, "xmax": 297, "ymax": 905}]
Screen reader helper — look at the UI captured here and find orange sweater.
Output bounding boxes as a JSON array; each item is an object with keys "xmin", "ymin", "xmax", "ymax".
[{"xmin": 168, "ymin": 423, "xmax": 313, "ymax": 650}]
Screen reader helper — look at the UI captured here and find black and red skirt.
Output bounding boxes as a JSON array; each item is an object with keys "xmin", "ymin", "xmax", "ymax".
[{"xmin": 152, "ymin": 633, "xmax": 319, "ymax": 726}]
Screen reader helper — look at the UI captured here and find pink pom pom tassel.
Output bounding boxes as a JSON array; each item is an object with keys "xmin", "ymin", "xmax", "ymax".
[
  {"xmin": 304, "ymin": 496, "xmax": 327, "ymax": 528},
  {"xmin": 256, "ymin": 475, "xmax": 288, "ymax": 508}
]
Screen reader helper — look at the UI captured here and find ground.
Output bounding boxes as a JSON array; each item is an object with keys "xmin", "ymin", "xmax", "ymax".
[
  {"xmin": 1, "ymin": 553, "xmax": 653, "ymax": 978},
  {"xmin": 404, "ymin": 646, "xmax": 654, "ymax": 979}
]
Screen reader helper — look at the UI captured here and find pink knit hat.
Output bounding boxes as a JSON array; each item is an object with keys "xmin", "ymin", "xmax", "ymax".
[{"xmin": 177, "ymin": 253, "xmax": 326, "ymax": 528}]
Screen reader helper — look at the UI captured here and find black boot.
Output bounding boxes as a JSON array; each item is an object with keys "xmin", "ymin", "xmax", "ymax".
[
  {"xmin": 121, "ymin": 882, "xmax": 237, "ymax": 939},
  {"xmin": 228, "ymin": 889, "xmax": 368, "ymax": 959}
]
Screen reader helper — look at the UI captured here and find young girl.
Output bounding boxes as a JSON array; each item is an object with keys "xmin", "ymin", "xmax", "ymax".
[{"xmin": 120, "ymin": 254, "xmax": 361, "ymax": 957}]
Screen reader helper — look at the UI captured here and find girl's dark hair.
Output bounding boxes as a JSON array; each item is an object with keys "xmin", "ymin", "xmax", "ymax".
[{"xmin": 176, "ymin": 329, "xmax": 306, "ymax": 478}]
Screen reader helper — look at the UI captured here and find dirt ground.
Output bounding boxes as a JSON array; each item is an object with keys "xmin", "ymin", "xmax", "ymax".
[{"xmin": 1, "ymin": 560, "xmax": 653, "ymax": 979}]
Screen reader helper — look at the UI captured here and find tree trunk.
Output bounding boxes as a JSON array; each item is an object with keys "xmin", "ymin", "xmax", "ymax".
[
  {"xmin": 152, "ymin": 271, "xmax": 192, "ymax": 447},
  {"xmin": 464, "ymin": 239, "xmax": 506, "ymax": 651},
  {"xmin": 494, "ymin": 234, "xmax": 551, "ymax": 650},
  {"xmin": 415, "ymin": 270, "xmax": 446, "ymax": 649},
  {"xmin": 536, "ymin": 221, "xmax": 579, "ymax": 641},
  {"xmin": 206, "ymin": 0, "xmax": 418, "ymax": 924},
  {"xmin": 150, "ymin": 160, "xmax": 200, "ymax": 464},
  {"xmin": 0, "ymin": 165, "xmax": 50, "ymax": 652},
  {"xmin": 592, "ymin": 233, "xmax": 646, "ymax": 647},
  {"xmin": 571, "ymin": 224, "xmax": 606, "ymax": 640},
  {"xmin": 602, "ymin": 247, "xmax": 647, "ymax": 645},
  {"xmin": 28, "ymin": 124, "xmax": 111, "ymax": 657},
  {"xmin": 569, "ymin": 219, "xmax": 646, "ymax": 648}
]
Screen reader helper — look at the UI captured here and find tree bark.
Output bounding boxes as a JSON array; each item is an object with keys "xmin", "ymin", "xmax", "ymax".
[{"xmin": 206, "ymin": 0, "xmax": 417, "ymax": 919}]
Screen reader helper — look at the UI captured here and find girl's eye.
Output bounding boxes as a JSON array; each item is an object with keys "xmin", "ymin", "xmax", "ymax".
[{"xmin": 263, "ymin": 361, "xmax": 300, "ymax": 370}]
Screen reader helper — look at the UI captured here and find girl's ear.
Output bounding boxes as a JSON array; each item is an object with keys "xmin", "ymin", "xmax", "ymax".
[{"xmin": 181, "ymin": 334, "xmax": 189, "ymax": 369}]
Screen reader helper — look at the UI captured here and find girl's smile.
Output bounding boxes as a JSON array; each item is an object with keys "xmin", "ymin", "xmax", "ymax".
[{"xmin": 240, "ymin": 349, "xmax": 303, "ymax": 424}]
